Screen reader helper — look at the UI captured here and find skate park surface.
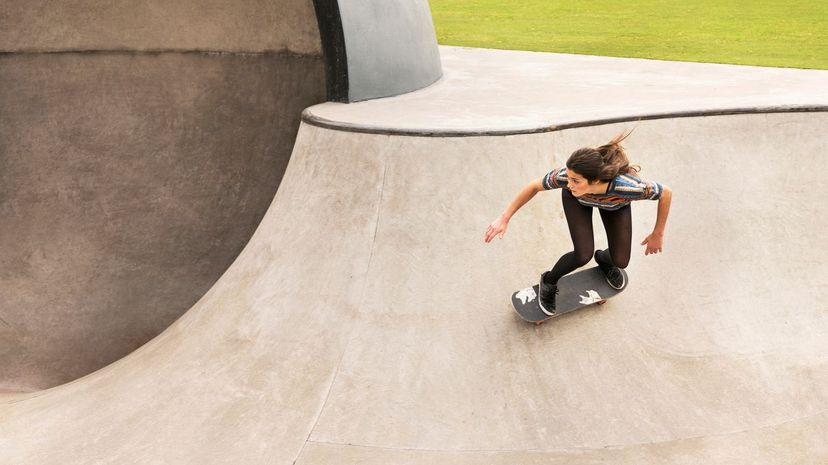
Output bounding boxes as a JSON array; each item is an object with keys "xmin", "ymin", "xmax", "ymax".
[{"xmin": 1, "ymin": 46, "xmax": 827, "ymax": 464}]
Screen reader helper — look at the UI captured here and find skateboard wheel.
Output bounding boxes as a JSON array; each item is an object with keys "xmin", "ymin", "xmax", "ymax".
[
  {"xmin": 598, "ymin": 300, "xmax": 607, "ymax": 305},
  {"xmin": 535, "ymin": 321, "xmax": 544, "ymax": 326}
]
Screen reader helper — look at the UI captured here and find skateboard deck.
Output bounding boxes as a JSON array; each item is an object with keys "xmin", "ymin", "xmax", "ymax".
[{"xmin": 511, "ymin": 266, "xmax": 628, "ymax": 325}]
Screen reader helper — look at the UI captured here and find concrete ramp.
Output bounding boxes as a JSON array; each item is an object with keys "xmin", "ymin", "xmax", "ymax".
[{"xmin": 1, "ymin": 47, "xmax": 827, "ymax": 464}]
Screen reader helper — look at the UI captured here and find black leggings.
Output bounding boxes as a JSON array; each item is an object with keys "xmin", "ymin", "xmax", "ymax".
[{"xmin": 544, "ymin": 189, "xmax": 632, "ymax": 284}]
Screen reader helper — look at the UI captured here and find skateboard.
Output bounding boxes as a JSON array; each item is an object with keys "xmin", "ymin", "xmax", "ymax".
[{"xmin": 511, "ymin": 266, "xmax": 628, "ymax": 325}]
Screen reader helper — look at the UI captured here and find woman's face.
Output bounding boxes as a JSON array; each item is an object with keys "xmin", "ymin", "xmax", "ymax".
[{"xmin": 566, "ymin": 169, "xmax": 595, "ymax": 197}]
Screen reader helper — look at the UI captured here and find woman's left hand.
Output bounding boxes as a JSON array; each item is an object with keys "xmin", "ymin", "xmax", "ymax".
[{"xmin": 641, "ymin": 232, "xmax": 664, "ymax": 255}]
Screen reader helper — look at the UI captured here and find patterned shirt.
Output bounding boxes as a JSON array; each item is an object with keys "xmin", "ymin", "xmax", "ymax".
[{"xmin": 541, "ymin": 168, "xmax": 664, "ymax": 211}]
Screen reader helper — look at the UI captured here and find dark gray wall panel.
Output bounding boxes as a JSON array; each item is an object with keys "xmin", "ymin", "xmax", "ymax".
[
  {"xmin": 0, "ymin": 52, "xmax": 325, "ymax": 392},
  {"xmin": 0, "ymin": 0, "xmax": 327, "ymax": 392}
]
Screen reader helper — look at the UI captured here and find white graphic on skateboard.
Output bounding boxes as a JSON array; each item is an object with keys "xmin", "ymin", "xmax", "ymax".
[
  {"xmin": 516, "ymin": 287, "xmax": 537, "ymax": 305},
  {"xmin": 578, "ymin": 289, "xmax": 603, "ymax": 305}
]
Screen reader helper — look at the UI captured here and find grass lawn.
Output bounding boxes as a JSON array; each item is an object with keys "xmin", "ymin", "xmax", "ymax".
[{"xmin": 429, "ymin": 0, "xmax": 828, "ymax": 69}]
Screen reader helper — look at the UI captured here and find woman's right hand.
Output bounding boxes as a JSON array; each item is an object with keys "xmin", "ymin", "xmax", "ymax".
[{"xmin": 484, "ymin": 215, "xmax": 509, "ymax": 243}]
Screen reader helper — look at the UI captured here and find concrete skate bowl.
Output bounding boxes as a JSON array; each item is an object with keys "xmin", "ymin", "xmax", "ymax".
[
  {"xmin": 1, "ymin": 0, "xmax": 441, "ymax": 395},
  {"xmin": 1, "ymin": 0, "xmax": 442, "ymax": 394},
  {"xmin": 0, "ymin": 1, "xmax": 327, "ymax": 393},
  {"xmin": 1, "ymin": 109, "xmax": 825, "ymax": 464}
]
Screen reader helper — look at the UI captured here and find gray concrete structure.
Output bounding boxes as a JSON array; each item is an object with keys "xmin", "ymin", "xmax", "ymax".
[
  {"xmin": 338, "ymin": 0, "xmax": 442, "ymax": 101},
  {"xmin": 1, "ymin": 2, "xmax": 326, "ymax": 392},
  {"xmin": 0, "ymin": 0, "xmax": 321, "ymax": 54},
  {"xmin": 1, "ymin": 46, "xmax": 826, "ymax": 464}
]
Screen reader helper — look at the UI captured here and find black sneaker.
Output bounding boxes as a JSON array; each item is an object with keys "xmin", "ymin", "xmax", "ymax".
[
  {"xmin": 594, "ymin": 249, "xmax": 626, "ymax": 290},
  {"xmin": 538, "ymin": 271, "xmax": 559, "ymax": 316}
]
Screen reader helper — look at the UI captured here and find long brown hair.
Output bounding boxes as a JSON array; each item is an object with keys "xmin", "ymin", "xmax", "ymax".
[{"xmin": 565, "ymin": 129, "xmax": 641, "ymax": 182}]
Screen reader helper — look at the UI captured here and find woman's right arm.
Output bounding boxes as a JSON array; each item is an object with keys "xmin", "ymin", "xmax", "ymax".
[{"xmin": 484, "ymin": 179, "xmax": 544, "ymax": 243}]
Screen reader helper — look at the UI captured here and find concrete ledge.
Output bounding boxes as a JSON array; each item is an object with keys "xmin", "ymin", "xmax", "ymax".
[{"xmin": 304, "ymin": 46, "xmax": 828, "ymax": 135}]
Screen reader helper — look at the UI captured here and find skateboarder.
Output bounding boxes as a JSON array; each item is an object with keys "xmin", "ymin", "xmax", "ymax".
[{"xmin": 484, "ymin": 130, "xmax": 673, "ymax": 315}]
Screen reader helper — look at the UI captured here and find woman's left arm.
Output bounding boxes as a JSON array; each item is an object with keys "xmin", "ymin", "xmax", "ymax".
[{"xmin": 641, "ymin": 186, "xmax": 672, "ymax": 255}]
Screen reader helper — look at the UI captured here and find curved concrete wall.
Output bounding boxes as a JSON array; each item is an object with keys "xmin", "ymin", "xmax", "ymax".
[
  {"xmin": 3, "ymin": 0, "xmax": 444, "ymax": 103},
  {"xmin": 316, "ymin": 0, "xmax": 442, "ymax": 102},
  {"xmin": 341, "ymin": 0, "xmax": 442, "ymax": 101},
  {"xmin": 0, "ymin": 1, "xmax": 325, "ymax": 392}
]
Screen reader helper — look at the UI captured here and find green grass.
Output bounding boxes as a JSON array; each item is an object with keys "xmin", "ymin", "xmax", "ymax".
[{"xmin": 429, "ymin": 0, "xmax": 828, "ymax": 69}]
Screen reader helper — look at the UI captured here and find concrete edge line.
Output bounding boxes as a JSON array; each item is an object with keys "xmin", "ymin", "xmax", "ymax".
[{"xmin": 301, "ymin": 105, "xmax": 828, "ymax": 137}]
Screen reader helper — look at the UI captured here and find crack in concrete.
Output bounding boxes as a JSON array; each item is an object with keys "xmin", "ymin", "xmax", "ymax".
[{"xmin": 302, "ymin": 408, "xmax": 828, "ymax": 455}]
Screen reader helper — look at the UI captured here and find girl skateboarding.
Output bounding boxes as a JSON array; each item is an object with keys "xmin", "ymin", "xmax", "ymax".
[{"xmin": 484, "ymin": 130, "xmax": 672, "ymax": 315}]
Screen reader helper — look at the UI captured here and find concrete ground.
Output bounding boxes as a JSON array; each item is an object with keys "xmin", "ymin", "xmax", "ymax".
[{"xmin": 1, "ymin": 46, "xmax": 826, "ymax": 464}]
